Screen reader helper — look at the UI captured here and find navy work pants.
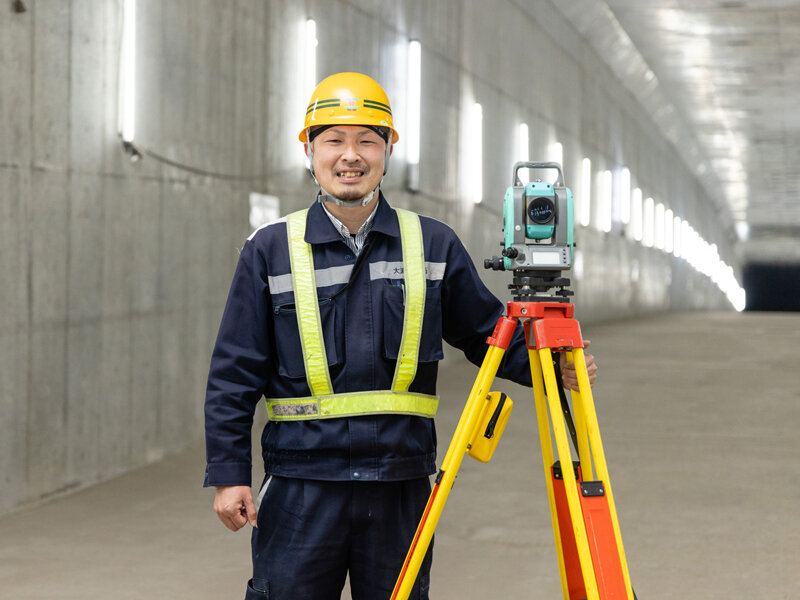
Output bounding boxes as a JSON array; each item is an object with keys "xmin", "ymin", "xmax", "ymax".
[{"xmin": 245, "ymin": 476, "xmax": 433, "ymax": 599}]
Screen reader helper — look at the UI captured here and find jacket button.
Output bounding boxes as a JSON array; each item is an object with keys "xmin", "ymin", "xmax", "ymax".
[{"xmin": 352, "ymin": 472, "xmax": 361, "ymax": 480}]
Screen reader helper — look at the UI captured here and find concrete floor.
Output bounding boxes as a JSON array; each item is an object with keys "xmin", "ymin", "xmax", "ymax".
[{"xmin": 1, "ymin": 311, "xmax": 799, "ymax": 599}]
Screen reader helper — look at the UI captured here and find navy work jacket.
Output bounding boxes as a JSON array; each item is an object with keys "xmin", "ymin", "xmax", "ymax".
[{"xmin": 204, "ymin": 194, "xmax": 532, "ymax": 487}]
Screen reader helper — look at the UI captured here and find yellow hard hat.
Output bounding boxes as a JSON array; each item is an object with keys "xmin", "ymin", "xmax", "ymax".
[{"xmin": 299, "ymin": 72, "xmax": 399, "ymax": 144}]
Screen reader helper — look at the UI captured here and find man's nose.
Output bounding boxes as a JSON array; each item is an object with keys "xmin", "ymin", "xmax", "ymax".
[{"xmin": 340, "ymin": 140, "xmax": 360, "ymax": 161}]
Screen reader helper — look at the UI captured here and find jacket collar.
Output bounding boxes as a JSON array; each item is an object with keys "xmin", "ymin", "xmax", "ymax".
[{"xmin": 305, "ymin": 192, "xmax": 399, "ymax": 244}]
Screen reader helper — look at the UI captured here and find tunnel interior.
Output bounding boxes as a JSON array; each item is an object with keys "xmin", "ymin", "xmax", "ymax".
[{"xmin": 743, "ymin": 263, "xmax": 800, "ymax": 311}]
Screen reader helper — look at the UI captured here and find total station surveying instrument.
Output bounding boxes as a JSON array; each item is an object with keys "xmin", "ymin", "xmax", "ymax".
[{"xmin": 391, "ymin": 162, "xmax": 637, "ymax": 600}]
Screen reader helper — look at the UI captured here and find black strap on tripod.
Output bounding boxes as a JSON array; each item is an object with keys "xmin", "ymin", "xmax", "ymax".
[{"xmin": 553, "ymin": 354, "xmax": 580, "ymax": 455}]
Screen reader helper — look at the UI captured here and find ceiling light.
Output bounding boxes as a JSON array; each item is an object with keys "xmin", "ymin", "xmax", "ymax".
[
  {"xmin": 406, "ymin": 39, "xmax": 422, "ymax": 191},
  {"xmin": 119, "ymin": 0, "xmax": 136, "ymax": 144}
]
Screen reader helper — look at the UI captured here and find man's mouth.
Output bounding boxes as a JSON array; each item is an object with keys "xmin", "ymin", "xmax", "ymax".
[{"xmin": 337, "ymin": 171, "xmax": 364, "ymax": 180}]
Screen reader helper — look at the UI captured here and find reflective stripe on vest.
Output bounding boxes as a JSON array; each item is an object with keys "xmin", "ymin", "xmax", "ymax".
[
  {"xmin": 285, "ymin": 209, "xmax": 332, "ymax": 396},
  {"xmin": 266, "ymin": 207, "xmax": 438, "ymax": 420},
  {"xmin": 392, "ymin": 208, "xmax": 426, "ymax": 391},
  {"xmin": 267, "ymin": 390, "xmax": 439, "ymax": 421}
]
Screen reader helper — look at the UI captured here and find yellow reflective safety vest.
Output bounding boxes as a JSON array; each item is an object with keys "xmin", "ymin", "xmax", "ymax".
[{"xmin": 265, "ymin": 208, "xmax": 439, "ymax": 421}]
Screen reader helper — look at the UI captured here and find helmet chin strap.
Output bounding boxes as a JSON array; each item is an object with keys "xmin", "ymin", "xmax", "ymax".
[{"xmin": 319, "ymin": 187, "xmax": 377, "ymax": 208}]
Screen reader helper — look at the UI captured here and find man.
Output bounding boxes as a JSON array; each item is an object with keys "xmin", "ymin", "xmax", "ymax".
[{"xmin": 204, "ymin": 72, "xmax": 596, "ymax": 600}]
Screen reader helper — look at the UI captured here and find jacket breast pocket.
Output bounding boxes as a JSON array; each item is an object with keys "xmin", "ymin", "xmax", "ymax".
[
  {"xmin": 273, "ymin": 297, "xmax": 342, "ymax": 379},
  {"xmin": 383, "ymin": 284, "xmax": 444, "ymax": 363}
]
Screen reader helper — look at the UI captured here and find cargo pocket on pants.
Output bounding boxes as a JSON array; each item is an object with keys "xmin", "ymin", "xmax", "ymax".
[{"xmin": 245, "ymin": 578, "xmax": 269, "ymax": 599}]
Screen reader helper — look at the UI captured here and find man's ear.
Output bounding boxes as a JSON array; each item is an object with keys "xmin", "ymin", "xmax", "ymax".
[
  {"xmin": 389, "ymin": 143, "xmax": 394, "ymax": 156},
  {"xmin": 304, "ymin": 142, "xmax": 310, "ymax": 157}
]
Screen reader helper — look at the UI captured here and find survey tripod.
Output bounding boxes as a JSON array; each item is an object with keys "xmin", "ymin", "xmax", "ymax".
[{"xmin": 391, "ymin": 269, "xmax": 636, "ymax": 600}]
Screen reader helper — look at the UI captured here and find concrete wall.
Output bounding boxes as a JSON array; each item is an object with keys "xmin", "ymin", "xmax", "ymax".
[{"xmin": 0, "ymin": 0, "xmax": 733, "ymax": 514}]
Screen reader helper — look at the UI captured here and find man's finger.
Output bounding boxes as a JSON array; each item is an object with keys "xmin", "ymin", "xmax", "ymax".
[
  {"xmin": 220, "ymin": 513, "xmax": 241, "ymax": 532},
  {"xmin": 230, "ymin": 507, "xmax": 248, "ymax": 530},
  {"xmin": 243, "ymin": 494, "xmax": 258, "ymax": 527},
  {"xmin": 220, "ymin": 502, "xmax": 247, "ymax": 531}
]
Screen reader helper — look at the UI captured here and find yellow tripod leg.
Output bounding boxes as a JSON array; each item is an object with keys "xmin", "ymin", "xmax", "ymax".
[
  {"xmin": 567, "ymin": 350, "xmax": 594, "ymax": 482},
  {"xmin": 571, "ymin": 348, "xmax": 635, "ymax": 600},
  {"xmin": 390, "ymin": 342, "xmax": 508, "ymax": 600},
  {"xmin": 540, "ymin": 347, "xmax": 600, "ymax": 600},
  {"xmin": 528, "ymin": 346, "xmax": 572, "ymax": 600}
]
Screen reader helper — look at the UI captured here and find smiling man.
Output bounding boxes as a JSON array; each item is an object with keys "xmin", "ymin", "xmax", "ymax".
[
  {"xmin": 307, "ymin": 124, "xmax": 389, "ymax": 233},
  {"xmin": 203, "ymin": 72, "xmax": 596, "ymax": 600}
]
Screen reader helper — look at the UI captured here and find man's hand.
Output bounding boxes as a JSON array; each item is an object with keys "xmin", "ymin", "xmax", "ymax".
[
  {"xmin": 214, "ymin": 485, "xmax": 258, "ymax": 531},
  {"xmin": 559, "ymin": 340, "xmax": 597, "ymax": 391}
]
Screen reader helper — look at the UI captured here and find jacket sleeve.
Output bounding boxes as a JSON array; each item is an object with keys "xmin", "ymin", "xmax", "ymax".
[
  {"xmin": 204, "ymin": 239, "xmax": 273, "ymax": 487},
  {"xmin": 440, "ymin": 234, "xmax": 532, "ymax": 387}
]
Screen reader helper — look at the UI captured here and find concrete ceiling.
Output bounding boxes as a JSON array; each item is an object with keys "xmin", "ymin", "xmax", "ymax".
[{"xmin": 552, "ymin": 0, "xmax": 800, "ymax": 263}]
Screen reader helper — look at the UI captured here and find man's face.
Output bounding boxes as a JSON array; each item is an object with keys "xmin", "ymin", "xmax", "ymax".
[{"xmin": 306, "ymin": 126, "xmax": 388, "ymax": 202}]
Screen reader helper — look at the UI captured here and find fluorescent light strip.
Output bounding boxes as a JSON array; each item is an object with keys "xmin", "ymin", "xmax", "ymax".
[
  {"xmin": 601, "ymin": 170, "xmax": 612, "ymax": 232},
  {"xmin": 120, "ymin": 0, "xmax": 136, "ymax": 143},
  {"xmin": 305, "ymin": 19, "xmax": 317, "ymax": 108},
  {"xmin": 469, "ymin": 102, "xmax": 483, "ymax": 204},
  {"xmin": 618, "ymin": 167, "xmax": 631, "ymax": 224},
  {"xmin": 655, "ymin": 202, "xmax": 665, "ymax": 249},
  {"xmin": 672, "ymin": 221, "xmax": 745, "ymax": 311},
  {"xmin": 664, "ymin": 208, "xmax": 674, "ymax": 254},
  {"xmin": 517, "ymin": 123, "xmax": 529, "ymax": 163},
  {"xmin": 548, "ymin": 142, "xmax": 563, "ymax": 166},
  {"xmin": 580, "ymin": 158, "xmax": 591, "ymax": 227},
  {"xmin": 302, "ymin": 19, "xmax": 317, "ymax": 170},
  {"xmin": 407, "ymin": 40, "xmax": 421, "ymax": 166}
]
